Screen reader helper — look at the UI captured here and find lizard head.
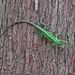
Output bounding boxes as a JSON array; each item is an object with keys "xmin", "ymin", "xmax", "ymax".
[{"xmin": 57, "ymin": 40, "xmax": 67, "ymax": 46}]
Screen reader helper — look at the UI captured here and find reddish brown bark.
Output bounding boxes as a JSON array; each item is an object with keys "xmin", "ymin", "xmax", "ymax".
[{"xmin": 0, "ymin": 0, "xmax": 75, "ymax": 75}]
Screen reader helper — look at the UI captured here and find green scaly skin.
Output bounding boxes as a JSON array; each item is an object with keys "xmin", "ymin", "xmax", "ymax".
[{"xmin": 0, "ymin": 19, "xmax": 67, "ymax": 46}]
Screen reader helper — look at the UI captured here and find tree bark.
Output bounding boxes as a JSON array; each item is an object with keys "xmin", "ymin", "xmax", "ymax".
[{"xmin": 0, "ymin": 0, "xmax": 75, "ymax": 75}]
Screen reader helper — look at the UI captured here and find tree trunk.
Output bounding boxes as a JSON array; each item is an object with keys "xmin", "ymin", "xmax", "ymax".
[{"xmin": 0, "ymin": 0, "xmax": 75, "ymax": 75}]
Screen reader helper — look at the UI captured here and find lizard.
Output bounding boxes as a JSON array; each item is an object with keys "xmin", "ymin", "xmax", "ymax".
[{"xmin": 0, "ymin": 19, "xmax": 67, "ymax": 46}]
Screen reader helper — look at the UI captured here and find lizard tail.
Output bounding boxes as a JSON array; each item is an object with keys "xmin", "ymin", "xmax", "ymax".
[{"xmin": 0, "ymin": 20, "xmax": 42, "ymax": 38}]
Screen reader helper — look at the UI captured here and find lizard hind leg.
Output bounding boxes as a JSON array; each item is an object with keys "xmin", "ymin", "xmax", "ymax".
[
  {"xmin": 40, "ymin": 18, "xmax": 46, "ymax": 30},
  {"xmin": 37, "ymin": 31, "xmax": 43, "ymax": 38}
]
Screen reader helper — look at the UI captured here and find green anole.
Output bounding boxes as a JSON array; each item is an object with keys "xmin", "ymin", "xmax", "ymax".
[{"xmin": 0, "ymin": 19, "xmax": 67, "ymax": 46}]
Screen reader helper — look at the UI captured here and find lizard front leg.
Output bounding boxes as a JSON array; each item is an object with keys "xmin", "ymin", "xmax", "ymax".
[{"xmin": 56, "ymin": 33, "xmax": 60, "ymax": 39}]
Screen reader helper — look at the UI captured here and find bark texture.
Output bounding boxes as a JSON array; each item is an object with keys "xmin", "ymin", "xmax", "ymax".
[{"xmin": 0, "ymin": 0, "xmax": 75, "ymax": 75}]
